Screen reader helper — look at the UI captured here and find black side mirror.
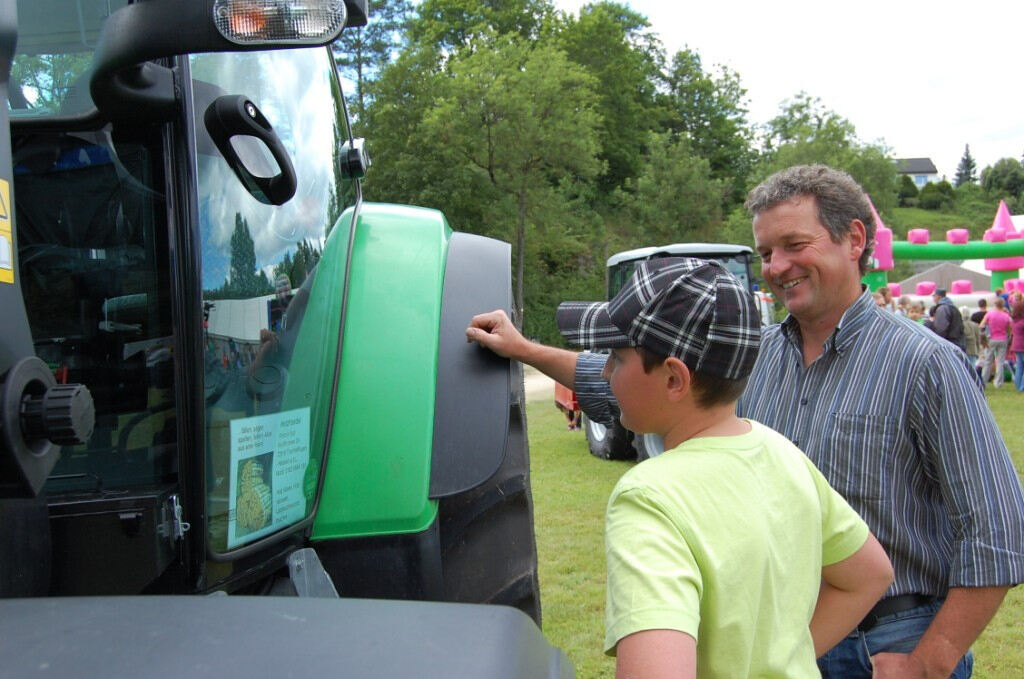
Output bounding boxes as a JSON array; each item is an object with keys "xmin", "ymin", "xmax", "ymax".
[{"xmin": 204, "ymin": 95, "xmax": 297, "ymax": 206}]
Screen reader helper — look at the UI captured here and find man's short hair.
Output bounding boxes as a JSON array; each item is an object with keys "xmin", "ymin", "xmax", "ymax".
[{"xmin": 745, "ymin": 164, "xmax": 876, "ymax": 274}]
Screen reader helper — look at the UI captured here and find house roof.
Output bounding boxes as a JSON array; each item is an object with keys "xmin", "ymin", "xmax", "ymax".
[
  {"xmin": 896, "ymin": 158, "xmax": 938, "ymax": 174},
  {"xmin": 897, "ymin": 261, "xmax": 990, "ymax": 291}
]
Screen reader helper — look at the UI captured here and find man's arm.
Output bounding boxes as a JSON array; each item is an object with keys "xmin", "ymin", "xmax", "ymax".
[
  {"xmin": 466, "ymin": 309, "xmax": 580, "ymax": 388},
  {"xmin": 871, "ymin": 586, "xmax": 1009, "ymax": 679},
  {"xmin": 615, "ymin": 629, "xmax": 696, "ymax": 679},
  {"xmin": 932, "ymin": 305, "xmax": 952, "ymax": 339},
  {"xmin": 810, "ymin": 533, "xmax": 894, "ymax": 657}
]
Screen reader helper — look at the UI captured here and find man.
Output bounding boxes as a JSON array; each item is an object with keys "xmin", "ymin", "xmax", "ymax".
[
  {"xmin": 738, "ymin": 166, "xmax": 1023, "ymax": 677},
  {"xmin": 469, "ymin": 164, "xmax": 1024, "ymax": 678},
  {"xmin": 970, "ymin": 298, "xmax": 987, "ymax": 325},
  {"xmin": 931, "ymin": 288, "xmax": 966, "ymax": 350}
]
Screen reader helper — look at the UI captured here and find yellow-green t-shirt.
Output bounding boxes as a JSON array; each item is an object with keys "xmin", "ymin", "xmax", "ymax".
[{"xmin": 604, "ymin": 420, "xmax": 869, "ymax": 678}]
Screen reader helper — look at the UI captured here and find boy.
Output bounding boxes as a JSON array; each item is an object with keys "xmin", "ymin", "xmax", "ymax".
[{"xmin": 467, "ymin": 258, "xmax": 893, "ymax": 678}]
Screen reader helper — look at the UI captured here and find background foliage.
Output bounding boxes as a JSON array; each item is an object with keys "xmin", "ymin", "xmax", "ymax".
[{"xmin": 335, "ymin": 0, "xmax": 1019, "ymax": 343}]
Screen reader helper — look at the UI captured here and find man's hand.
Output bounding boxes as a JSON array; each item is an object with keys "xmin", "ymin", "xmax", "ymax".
[
  {"xmin": 466, "ymin": 310, "xmax": 531, "ymax": 360},
  {"xmin": 871, "ymin": 652, "xmax": 929, "ymax": 678},
  {"xmin": 871, "ymin": 586, "xmax": 1007, "ymax": 679}
]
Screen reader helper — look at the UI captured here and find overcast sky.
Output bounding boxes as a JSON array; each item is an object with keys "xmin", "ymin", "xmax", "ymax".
[{"xmin": 553, "ymin": 0, "xmax": 1023, "ymax": 181}]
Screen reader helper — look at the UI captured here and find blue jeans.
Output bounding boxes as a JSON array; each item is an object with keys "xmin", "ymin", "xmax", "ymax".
[
  {"xmin": 1014, "ymin": 351, "xmax": 1024, "ymax": 391},
  {"xmin": 818, "ymin": 600, "xmax": 973, "ymax": 678}
]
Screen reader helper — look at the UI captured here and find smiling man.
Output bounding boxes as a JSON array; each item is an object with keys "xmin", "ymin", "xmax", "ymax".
[{"xmin": 738, "ymin": 165, "xmax": 1024, "ymax": 678}]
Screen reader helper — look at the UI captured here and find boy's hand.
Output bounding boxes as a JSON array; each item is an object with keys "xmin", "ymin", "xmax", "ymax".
[
  {"xmin": 467, "ymin": 309, "xmax": 580, "ymax": 389},
  {"xmin": 466, "ymin": 310, "xmax": 530, "ymax": 360}
]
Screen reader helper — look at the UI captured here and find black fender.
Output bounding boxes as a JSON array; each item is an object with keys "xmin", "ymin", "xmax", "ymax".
[{"xmin": 429, "ymin": 233, "xmax": 512, "ymax": 498}]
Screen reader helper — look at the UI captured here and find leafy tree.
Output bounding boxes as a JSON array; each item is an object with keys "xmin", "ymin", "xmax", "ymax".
[
  {"xmin": 758, "ymin": 93, "xmax": 897, "ymax": 214},
  {"xmin": 981, "ymin": 157, "xmax": 1024, "ymax": 201},
  {"xmin": 954, "ymin": 144, "xmax": 977, "ymax": 187},
  {"xmin": 221, "ymin": 214, "xmax": 273, "ymax": 298},
  {"xmin": 918, "ymin": 180, "xmax": 955, "ymax": 211},
  {"xmin": 10, "ymin": 53, "xmax": 92, "ymax": 113},
  {"xmin": 612, "ymin": 131, "xmax": 726, "ymax": 245},
  {"xmin": 898, "ymin": 174, "xmax": 919, "ymax": 206},
  {"xmin": 274, "ymin": 239, "xmax": 322, "ymax": 288},
  {"xmin": 421, "ymin": 37, "xmax": 602, "ymax": 324},
  {"xmin": 551, "ymin": 2, "xmax": 662, "ymax": 194},
  {"xmin": 333, "ymin": 0, "xmax": 412, "ymax": 125},
  {"xmin": 660, "ymin": 49, "xmax": 754, "ymax": 205},
  {"xmin": 410, "ymin": 0, "xmax": 553, "ymax": 51}
]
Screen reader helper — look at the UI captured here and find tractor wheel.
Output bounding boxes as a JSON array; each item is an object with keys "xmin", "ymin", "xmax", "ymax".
[
  {"xmin": 582, "ymin": 414, "xmax": 635, "ymax": 460},
  {"xmin": 437, "ymin": 359, "xmax": 542, "ymax": 626},
  {"xmin": 633, "ymin": 433, "xmax": 665, "ymax": 462}
]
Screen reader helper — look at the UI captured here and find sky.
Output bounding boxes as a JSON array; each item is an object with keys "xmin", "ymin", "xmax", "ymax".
[{"xmin": 553, "ymin": 0, "xmax": 1024, "ymax": 181}]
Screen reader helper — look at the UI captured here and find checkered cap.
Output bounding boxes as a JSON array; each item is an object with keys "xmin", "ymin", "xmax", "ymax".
[{"xmin": 556, "ymin": 257, "xmax": 761, "ymax": 379}]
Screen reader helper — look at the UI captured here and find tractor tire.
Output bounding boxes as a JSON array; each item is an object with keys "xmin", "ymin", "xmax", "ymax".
[
  {"xmin": 582, "ymin": 414, "xmax": 635, "ymax": 460},
  {"xmin": 437, "ymin": 359, "xmax": 542, "ymax": 626},
  {"xmin": 633, "ymin": 432, "xmax": 665, "ymax": 462}
]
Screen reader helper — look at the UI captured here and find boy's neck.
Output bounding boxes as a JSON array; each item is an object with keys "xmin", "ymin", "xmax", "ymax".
[{"xmin": 662, "ymin": 402, "xmax": 749, "ymax": 451}]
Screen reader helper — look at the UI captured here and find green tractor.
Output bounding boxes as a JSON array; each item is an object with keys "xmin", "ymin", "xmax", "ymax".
[
  {"xmin": 0, "ymin": 1, "xmax": 569, "ymax": 675},
  {"xmin": 576, "ymin": 243, "xmax": 774, "ymax": 462}
]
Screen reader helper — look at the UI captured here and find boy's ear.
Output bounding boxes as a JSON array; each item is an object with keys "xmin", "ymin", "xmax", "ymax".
[{"xmin": 662, "ymin": 356, "xmax": 691, "ymax": 402}]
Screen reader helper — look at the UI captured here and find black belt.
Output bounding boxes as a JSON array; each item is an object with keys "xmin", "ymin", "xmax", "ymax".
[{"xmin": 857, "ymin": 594, "xmax": 936, "ymax": 633}]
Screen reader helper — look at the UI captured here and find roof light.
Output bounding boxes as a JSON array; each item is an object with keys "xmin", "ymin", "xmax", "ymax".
[{"xmin": 213, "ymin": 0, "xmax": 347, "ymax": 45}]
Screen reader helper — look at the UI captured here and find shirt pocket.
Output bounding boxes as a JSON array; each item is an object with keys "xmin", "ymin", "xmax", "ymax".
[{"xmin": 823, "ymin": 412, "xmax": 900, "ymax": 504}]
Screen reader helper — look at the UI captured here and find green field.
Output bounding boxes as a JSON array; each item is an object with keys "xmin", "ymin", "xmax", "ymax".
[{"xmin": 529, "ymin": 387, "xmax": 1024, "ymax": 678}]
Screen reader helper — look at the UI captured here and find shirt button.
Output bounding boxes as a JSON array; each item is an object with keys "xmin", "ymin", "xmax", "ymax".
[
  {"xmin": 793, "ymin": 440, "xmax": 800, "ymax": 447},
  {"xmin": 800, "ymin": 398, "xmax": 808, "ymax": 405}
]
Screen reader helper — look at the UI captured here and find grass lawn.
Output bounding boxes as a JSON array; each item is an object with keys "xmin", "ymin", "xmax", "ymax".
[{"xmin": 529, "ymin": 389, "xmax": 1024, "ymax": 679}]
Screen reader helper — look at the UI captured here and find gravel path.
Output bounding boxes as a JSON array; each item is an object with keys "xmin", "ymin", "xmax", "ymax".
[{"xmin": 523, "ymin": 364, "xmax": 554, "ymax": 404}]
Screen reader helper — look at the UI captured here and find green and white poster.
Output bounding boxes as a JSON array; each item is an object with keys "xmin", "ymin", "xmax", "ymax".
[{"xmin": 227, "ymin": 407, "xmax": 310, "ymax": 548}]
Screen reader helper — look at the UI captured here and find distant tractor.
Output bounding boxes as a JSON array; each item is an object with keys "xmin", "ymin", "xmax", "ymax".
[{"xmin": 556, "ymin": 243, "xmax": 773, "ymax": 462}]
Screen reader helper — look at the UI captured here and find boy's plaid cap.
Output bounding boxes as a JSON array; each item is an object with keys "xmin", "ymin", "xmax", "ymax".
[{"xmin": 556, "ymin": 257, "xmax": 761, "ymax": 380}]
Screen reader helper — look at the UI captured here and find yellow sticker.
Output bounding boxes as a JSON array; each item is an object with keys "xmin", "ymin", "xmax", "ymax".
[{"xmin": 0, "ymin": 179, "xmax": 10, "ymax": 284}]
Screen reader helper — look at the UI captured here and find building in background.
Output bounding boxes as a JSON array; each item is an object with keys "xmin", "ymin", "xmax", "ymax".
[{"xmin": 896, "ymin": 157, "xmax": 941, "ymax": 187}]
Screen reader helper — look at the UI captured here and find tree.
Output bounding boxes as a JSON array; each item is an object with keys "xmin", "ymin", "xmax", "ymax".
[
  {"xmin": 954, "ymin": 144, "xmax": 977, "ymax": 187},
  {"xmin": 612, "ymin": 131, "xmax": 726, "ymax": 245},
  {"xmin": 273, "ymin": 239, "xmax": 322, "ymax": 289},
  {"xmin": 410, "ymin": 0, "xmax": 553, "ymax": 51},
  {"xmin": 552, "ymin": 2, "xmax": 662, "ymax": 194},
  {"xmin": 421, "ymin": 37, "xmax": 602, "ymax": 324},
  {"xmin": 758, "ymin": 93, "xmax": 898, "ymax": 214},
  {"xmin": 981, "ymin": 158, "xmax": 1024, "ymax": 201},
  {"xmin": 10, "ymin": 53, "xmax": 92, "ymax": 113},
  {"xmin": 660, "ymin": 49, "xmax": 754, "ymax": 205},
  {"xmin": 333, "ymin": 0, "xmax": 412, "ymax": 125},
  {"xmin": 918, "ymin": 180, "xmax": 955, "ymax": 211},
  {"xmin": 223, "ymin": 214, "xmax": 273, "ymax": 298},
  {"xmin": 898, "ymin": 174, "xmax": 919, "ymax": 206}
]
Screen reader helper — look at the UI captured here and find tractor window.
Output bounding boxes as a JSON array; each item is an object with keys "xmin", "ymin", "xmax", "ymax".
[
  {"xmin": 191, "ymin": 47, "xmax": 356, "ymax": 553},
  {"xmin": 14, "ymin": 128, "xmax": 175, "ymax": 494},
  {"xmin": 9, "ymin": 0, "xmax": 131, "ymax": 118}
]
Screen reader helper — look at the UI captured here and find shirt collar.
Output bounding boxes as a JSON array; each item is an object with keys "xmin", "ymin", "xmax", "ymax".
[{"xmin": 779, "ymin": 287, "xmax": 876, "ymax": 355}]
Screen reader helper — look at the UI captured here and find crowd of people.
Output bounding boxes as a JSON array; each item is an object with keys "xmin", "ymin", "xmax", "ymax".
[
  {"xmin": 874, "ymin": 286, "xmax": 1024, "ymax": 391},
  {"xmin": 466, "ymin": 164, "xmax": 1024, "ymax": 678}
]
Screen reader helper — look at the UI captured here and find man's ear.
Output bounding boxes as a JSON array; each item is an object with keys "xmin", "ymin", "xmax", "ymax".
[
  {"xmin": 848, "ymin": 218, "xmax": 868, "ymax": 260},
  {"xmin": 662, "ymin": 357, "xmax": 691, "ymax": 402}
]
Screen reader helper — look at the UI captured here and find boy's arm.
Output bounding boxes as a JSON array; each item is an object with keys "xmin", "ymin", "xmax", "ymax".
[
  {"xmin": 616, "ymin": 629, "xmax": 696, "ymax": 679},
  {"xmin": 466, "ymin": 309, "xmax": 580, "ymax": 388},
  {"xmin": 810, "ymin": 532, "xmax": 893, "ymax": 657}
]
